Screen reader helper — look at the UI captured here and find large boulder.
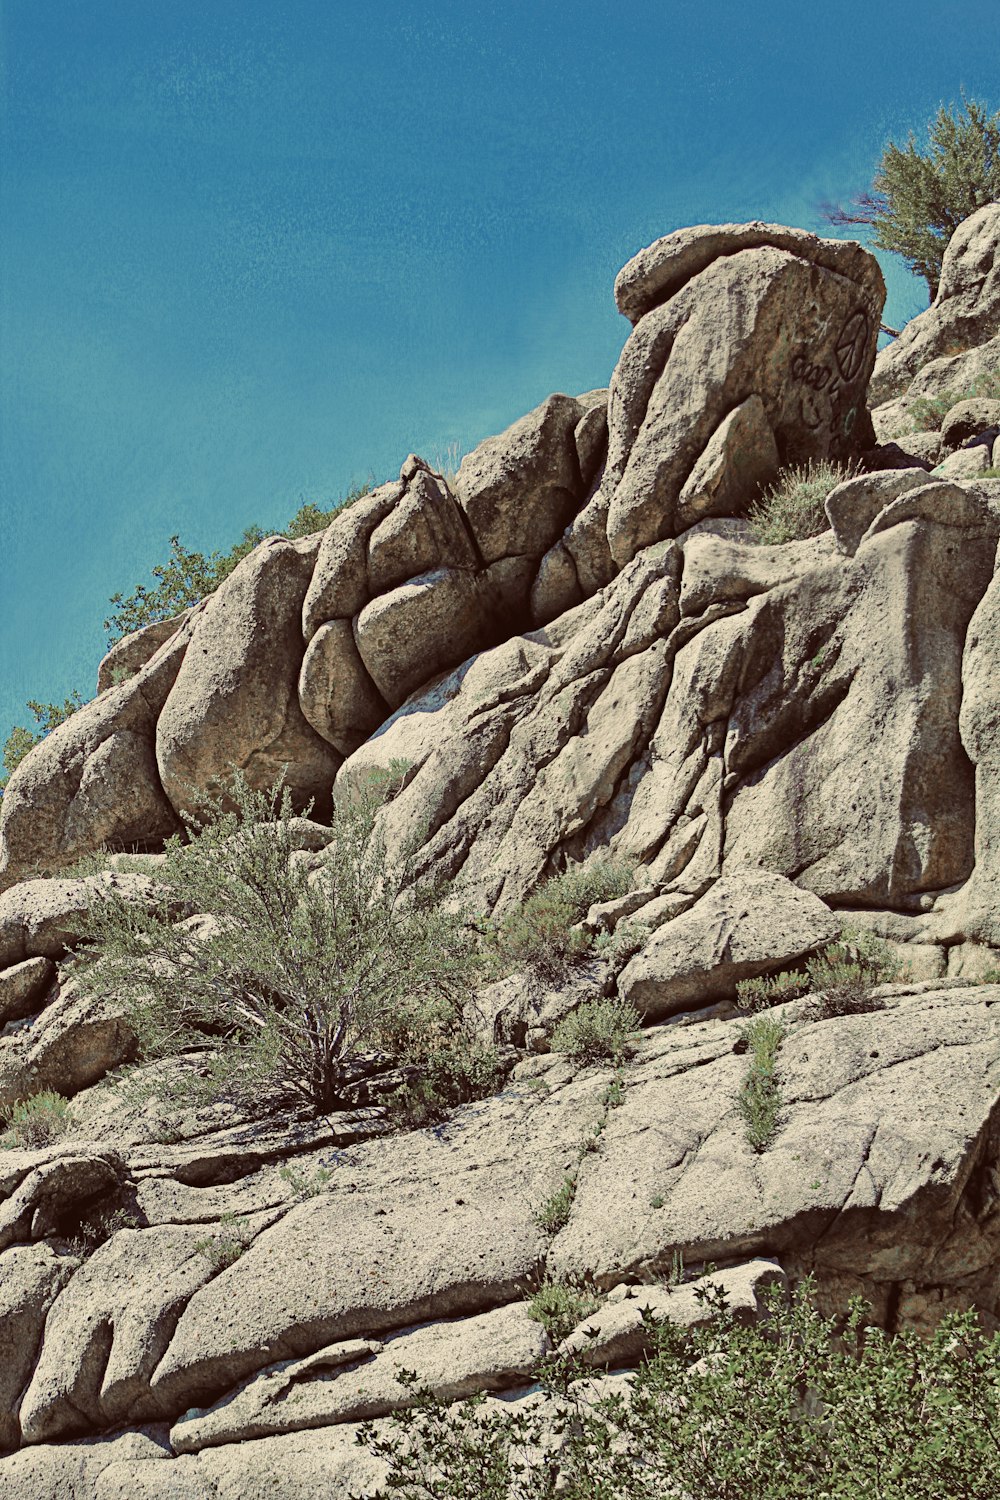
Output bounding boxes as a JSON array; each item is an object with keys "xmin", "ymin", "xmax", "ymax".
[
  {"xmin": 0, "ymin": 636, "xmax": 188, "ymax": 891},
  {"xmin": 156, "ymin": 537, "xmax": 340, "ymax": 819},
  {"xmin": 870, "ymin": 203, "xmax": 1000, "ymax": 406}
]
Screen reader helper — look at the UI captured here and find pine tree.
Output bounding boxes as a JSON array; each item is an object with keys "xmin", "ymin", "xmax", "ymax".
[{"xmin": 824, "ymin": 97, "xmax": 1000, "ymax": 300}]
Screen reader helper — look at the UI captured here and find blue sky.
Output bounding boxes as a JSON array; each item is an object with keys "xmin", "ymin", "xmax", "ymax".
[{"xmin": 2, "ymin": 0, "xmax": 999, "ymax": 751}]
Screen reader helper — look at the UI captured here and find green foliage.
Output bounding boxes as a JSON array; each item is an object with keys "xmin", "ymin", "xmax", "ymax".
[
  {"xmin": 1, "ymin": 1090, "xmax": 73, "ymax": 1149},
  {"xmin": 527, "ymin": 1278, "xmax": 601, "ymax": 1344},
  {"xmin": 856, "ymin": 98, "xmax": 1000, "ymax": 298},
  {"xmin": 747, "ymin": 460, "xmax": 856, "ymax": 545},
  {"xmin": 550, "ymin": 997, "xmax": 640, "ymax": 1065},
  {"xmin": 278, "ymin": 1162, "xmax": 333, "ymax": 1199},
  {"xmin": 194, "ymin": 1211, "xmax": 254, "ymax": 1271},
  {"xmin": 735, "ymin": 927, "xmax": 901, "ymax": 1018},
  {"xmin": 387, "ymin": 1038, "xmax": 508, "ymax": 1132},
  {"xmin": 103, "ymin": 484, "xmax": 372, "ymax": 644},
  {"xmin": 0, "ymin": 694, "xmax": 85, "ymax": 799},
  {"xmin": 735, "ymin": 1013, "xmax": 785, "ymax": 1152},
  {"xmin": 496, "ymin": 858, "xmax": 635, "ymax": 979},
  {"xmin": 535, "ymin": 1174, "xmax": 577, "ymax": 1235},
  {"xmin": 71, "ymin": 772, "xmax": 491, "ymax": 1119},
  {"xmin": 356, "ymin": 1281, "xmax": 1000, "ymax": 1499},
  {"xmin": 909, "ymin": 366, "xmax": 1000, "ymax": 431}
]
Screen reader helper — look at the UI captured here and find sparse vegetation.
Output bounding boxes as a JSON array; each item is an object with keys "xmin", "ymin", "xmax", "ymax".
[
  {"xmin": 1, "ymin": 1090, "xmax": 73, "ymax": 1149},
  {"xmin": 527, "ymin": 1277, "xmax": 601, "ymax": 1344},
  {"xmin": 194, "ymin": 1211, "xmax": 255, "ymax": 1271},
  {"xmin": 735, "ymin": 927, "xmax": 901, "ymax": 1017},
  {"xmin": 357, "ymin": 1280, "xmax": 1000, "ymax": 1498},
  {"xmin": 735, "ymin": 1013, "xmax": 785, "ymax": 1152},
  {"xmin": 496, "ymin": 858, "xmax": 635, "ymax": 979},
  {"xmin": 747, "ymin": 459, "xmax": 856, "ymax": 544},
  {"xmin": 550, "ymin": 997, "xmax": 640, "ymax": 1064},
  {"xmin": 536, "ymin": 1174, "xmax": 577, "ymax": 1235},
  {"xmin": 71, "ymin": 771, "xmax": 493, "ymax": 1121},
  {"xmin": 278, "ymin": 1162, "xmax": 333, "ymax": 1199},
  {"xmin": 909, "ymin": 367, "xmax": 1000, "ymax": 432},
  {"xmin": 0, "ymin": 694, "xmax": 85, "ymax": 800}
]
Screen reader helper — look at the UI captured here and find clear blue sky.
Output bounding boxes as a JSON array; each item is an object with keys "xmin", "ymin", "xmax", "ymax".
[{"xmin": 2, "ymin": 0, "xmax": 999, "ymax": 751}]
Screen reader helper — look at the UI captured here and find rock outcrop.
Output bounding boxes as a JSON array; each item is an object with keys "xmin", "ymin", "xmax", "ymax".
[{"xmin": 4, "ymin": 209, "xmax": 1000, "ymax": 1495}]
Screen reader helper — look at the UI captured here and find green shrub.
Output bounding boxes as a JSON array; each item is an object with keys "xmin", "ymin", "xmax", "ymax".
[
  {"xmin": 496, "ymin": 858, "xmax": 635, "ymax": 979},
  {"xmin": 550, "ymin": 998, "xmax": 640, "ymax": 1064},
  {"xmin": 535, "ymin": 1174, "xmax": 577, "ymax": 1234},
  {"xmin": 909, "ymin": 368, "xmax": 1000, "ymax": 432},
  {"xmin": 747, "ymin": 460, "xmax": 856, "ymax": 545},
  {"xmin": 2, "ymin": 1091, "xmax": 73, "ymax": 1149},
  {"xmin": 357, "ymin": 1280, "xmax": 1000, "ymax": 1498},
  {"xmin": 735, "ymin": 1014, "xmax": 785, "ymax": 1152},
  {"xmin": 736, "ymin": 928, "xmax": 901, "ymax": 1018},
  {"xmin": 194, "ymin": 1212, "xmax": 254, "ymax": 1271},
  {"xmin": 278, "ymin": 1162, "xmax": 333, "ymax": 1199},
  {"xmin": 527, "ymin": 1278, "xmax": 601, "ymax": 1344},
  {"xmin": 387, "ymin": 1038, "xmax": 508, "ymax": 1132},
  {"xmin": 0, "ymin": 694, "xmax": 85, "ymax": 800},
  {"xmin": 72, "ymin": 772, "xmax": 490, "ymax": 1119},
  {"xmin": 104, "ymin": 485, "xmax": 373, "ymax": 644}
]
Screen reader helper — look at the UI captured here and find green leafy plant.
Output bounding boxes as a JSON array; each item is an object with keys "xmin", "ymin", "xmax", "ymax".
[
  {"xmin": 387, "ymin": 1038, "xmax": 508, "ymax": 1132},
  {"xmin": 909, "ymin": 367, "xmax": 1000, "ymax": 432},
  {"xmin": 1, "ymin": 1090, "xmax": 73, "ymax": 1149},
  {"xmin": 735, "ymin": 1014, "xmax": 785, "ymax": 1152},
  {"xmin": 527, "ymin": 1278, "xmax": 601, "ymax": 1344},
  {"xmin": 824, "ymin": 96, "xmax": 1000, "ymax": 298},
  {"xmin": 496, "ymin": 858, "xmax": 635, "ymax": 979},
  {"xmin": 358, "ymin": 1280, "xmax": 1000, "ymax": 1499},
  {"xmin": 747, "ymin": 460, "xmax": 856, "ymax": 545},
  {"xmin": 194, "ymin": 1211, "xmax": 254, "ymax": 1271},
  {"xmin": 278, "ymin": 1162, "xmax": 333, "ymax": 1199},
  {"xmin": 103, "ymin": 485, "xmax": 372, "ymax": 644},
  {"xmin": 536, "ymin": 1174, "xmax": 577, "ymax": 1235},
  {"xmin": 72, "ymin": 772, "xmax": 491, "ymax": 1119},
  {"xmin": 550, "ymin": 998, "xmax": 640, "ymax": 1065}
]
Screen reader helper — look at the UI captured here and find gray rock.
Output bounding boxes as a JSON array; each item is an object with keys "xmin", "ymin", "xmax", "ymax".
[
  {"xmin": 823, "ymin": 468, "xmax": 935, "ymax": 556},
  {"xmin": 870, "ymin": 204, "xmax": 1000, "ymax": 404},
  {"xmin": 156, "ymin": 537, "xmax": 340, "ymax": 820},
  {"xmin": 617, "ymin": 872, "xmax": 838, "ymax": 1020},
  {"xmin": 0, "ymin": 1244, "xmax": 78, "ymax": 1451},
  {"xmin": 98, "ymin": 615, "xmax": 189, "ymax": 695},
  {"xmin": 940, "ymin": 396, "xmax": 1000, "ymax": 449},
  {"xmin": 0, "ymin": 958, "xmax": 55, "ymax": 1026}
]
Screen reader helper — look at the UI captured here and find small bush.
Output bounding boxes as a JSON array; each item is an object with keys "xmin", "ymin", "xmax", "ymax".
[
  {"xmin": 747, "ymin": 459, "xmax": 856, "ymax": 545},
  {"xmin": 497, "ymin": 858, "xmax": 635, "ymax": 979},
  {"xmin": 387, "ymin": 1039, "xmax": 508, "ymax": 1132},
  {"xmin": 735, "ymin": 928, "xmax": 901, "ymax": 1018},
  {"xmin": 194, "ymin": 1211, "xmax": 254, "ymax": 1271},
  {"xmin": 536, "ymin": 1174, "xmax": 577, "ymax": 1234},
  {"xmin": 73, "ymin": 772, "xmax": 491, "ymax": 1119},
  {"xmin": 736, "ymin": 1014, "xmax": 785, "ymax": 1152},
  {"xmin": 909, "ymin": 367, "xmax": 1000, "ymax": 432},
  {"xmin": 527, "ymin": 1278, "xmax": 601, "ymax": 1343},
  {"xmin": 2, "ymin": 1091, "xmax": 73, "ymax": 1149},
  {"xmin": 550, "ymin": 997, "xmax": 641, "ymax": 1064},
  {"xmin": 278, "ymin": 1162, "xmax": 333, "ymax": 1199}
]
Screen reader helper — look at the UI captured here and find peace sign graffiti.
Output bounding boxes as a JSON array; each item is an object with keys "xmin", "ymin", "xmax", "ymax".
[{"xmin": 834, "ymin": 311, "xmax": 870, "ymax": 383}]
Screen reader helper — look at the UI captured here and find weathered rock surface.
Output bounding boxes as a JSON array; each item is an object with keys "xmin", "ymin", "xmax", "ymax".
[
  {"xmin": 870, "ymin": 203, "xmax": 1000, "ymax": 405},
  {"xmin": 0, "ymin": 636, "xmax": 188, "ymax": 891},
  {"xmin": 97, "ymin": 615, "xmax": 189, "ymax": 696},
  {"xmin": 618, "ymin": 872, "xmax": 838, "ymax": 1020},
  {"xmin": 155, "ymin": 537, "xmax": 340, "ymax": 819},
  {"xmin": 0, "ymin": 957, "xmax": 54, "ymax": 1025}
]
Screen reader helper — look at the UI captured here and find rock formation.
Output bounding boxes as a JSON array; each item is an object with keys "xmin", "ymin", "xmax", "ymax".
[{"xmin": 1, "ymin": 212, "xmax": 999, "ymax": 1496}]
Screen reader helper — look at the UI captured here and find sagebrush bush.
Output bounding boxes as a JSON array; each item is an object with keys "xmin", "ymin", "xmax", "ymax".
[
  {"xmin": 2, "ymin": 1090, "xmax": 73, "ymax": 1149},
  {"xmin": 747, "ymin": 459, "xmax": 856, "ymax": 545},
  {"xmin": 72, "ymin": 772, "xmax": 493, "ymax": 1119},
  {"xmin": 357, "ymin": 1280, "xmax": 1000, "ymax": 1499},
  {"xmin": 736, "ymin": 928, "xmax": 901, "ymax": 1016},
  {"xmin": 535, "ymin": 1174, "xmax": 577, "ymax": 1234},
  {"xmin": 909, "ymin": 367, "xmax": 1000, "ymax": 432},
  {"xmin": 550, "ymin": 998, "xmax": 640, "ymax": 1064},
  {"xmin": 735, "ymin": 1014, "xmax": 785, "ymax": 1152},
  {"xmin": 496, "ymin": 858, "xmax": 635, "ymax": 978}
]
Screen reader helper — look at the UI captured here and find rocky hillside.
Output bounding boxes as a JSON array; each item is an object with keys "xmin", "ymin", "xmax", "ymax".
[{"xmin": 0, "ymin": 208, "xmax": 999, "ymax": 1497}]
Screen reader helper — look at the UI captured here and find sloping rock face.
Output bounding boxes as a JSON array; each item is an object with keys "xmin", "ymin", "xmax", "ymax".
[
  {"xmin": 7, "ymin": 210, "xmax": 1000, "ymax": 1493},
  {"xmin": 870, "ymin": 202, "xmax": 1000, "ymax": 406},
  {"xmin": 0, "ymin": 986, "xmax": 996, "ymax": 1492}
]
